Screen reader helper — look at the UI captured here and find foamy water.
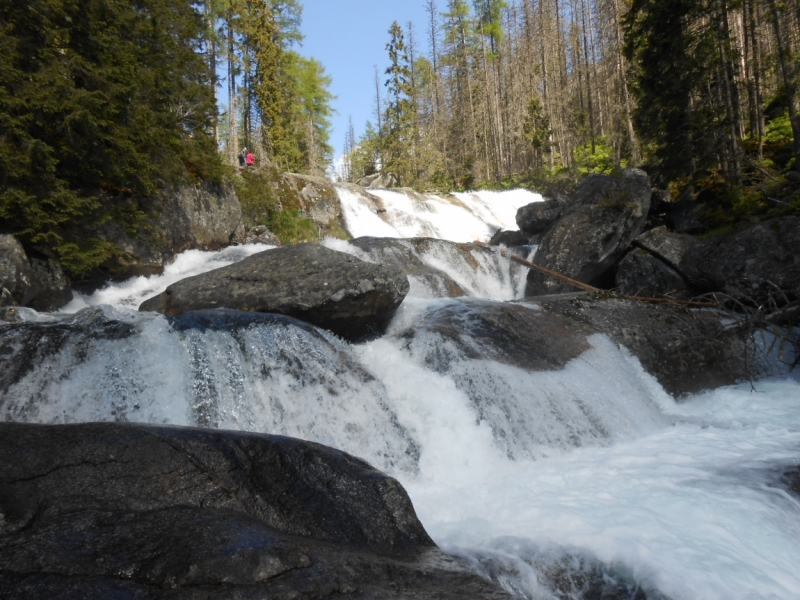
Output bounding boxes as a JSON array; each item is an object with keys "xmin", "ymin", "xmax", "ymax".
[
  {"xmin": 3, "ymin": 187, "xmax": 799, "ymax": 599},
  {"xmin": 336, "ymin": 186, "xmax": 541, "ymax": 242}
]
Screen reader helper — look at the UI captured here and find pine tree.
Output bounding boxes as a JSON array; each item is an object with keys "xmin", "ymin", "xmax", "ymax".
[
  {"xmin": 0, "ymin": 0, "xmax": 220, "ymax": 276},
  {"xmin": 383, "ymin": 22, "xmax": 416, "ymax": 185}
]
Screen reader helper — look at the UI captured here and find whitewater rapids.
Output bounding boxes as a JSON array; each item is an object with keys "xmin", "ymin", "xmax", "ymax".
[{"xmin": 3, "ymin": 186, "xmax": 800, "ymax": 599}]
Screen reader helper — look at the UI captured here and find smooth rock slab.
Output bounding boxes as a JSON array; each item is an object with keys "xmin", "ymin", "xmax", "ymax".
[
  {"xmin": 0, "ymin": 422, "xmax": 510, "ymax": 599},
  {"xmin": 139, "ymin": 243, "xmax": 410, "ymax": 342},
  {"xmin": 526, "ymin": 169, "xmax": 651, "ymax": 296}
]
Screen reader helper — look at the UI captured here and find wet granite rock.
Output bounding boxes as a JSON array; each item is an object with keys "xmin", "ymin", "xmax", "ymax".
[
  {"xmin": 533, "ymin": 293, "xmax": 755, "ymax": 396},
  {"xmin": 633, "ymin": 226, "xmax": 700, "ymax": 270},
  {"xmin": 526, "ymin": 169, "xmax": 652, "ymax": 296},
  {"xmin": 515, "ymin": 198, "xmax": 564, "ymax": 235},
  {"xmin": 680, "ymin": 217, "xmax": 800, "ymax": 303},
  {"xmin": 615, "ymin": 249, "xmax": 688, "ymax": 299},
  {"xmin": 139, "ymin": 244, "xmax": 410, "ymax": 342},
  {"xmin": 0, "ymin": 422, "xmax": 510, "ymax": 600},
  {"xmin": 488, "ymin": 229, "xmax": 536, "ymax": 247},
  {"xmin": 90, "ymin": 180, "xmax": 245, "ymax": 283},
  {"xmin": 27, "ymin": 259, "xmax": 73, "ymax": 312},
  {"xmin": 392, "ymin": 297, "xmax": 593, "ymax": 373},
  {"xmin": 0, "ymin": 235, "xmax": 38, "ymax": 306},
  {"xmin": 459, "ymin": 542, "xmax": 671, "ymax": 600}
]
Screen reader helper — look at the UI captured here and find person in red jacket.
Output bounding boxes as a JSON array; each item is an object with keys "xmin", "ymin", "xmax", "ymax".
[{"xmin": 246, "ymin": 152, "xmax": 255, "ymax": 167}]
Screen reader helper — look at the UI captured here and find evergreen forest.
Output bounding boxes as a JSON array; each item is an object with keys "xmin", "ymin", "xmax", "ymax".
[
  {"xmin": 2, "ymin": 0, "xmax": 798, "ymax": 277},
  {"xmin": 0, "ymin": 0, "xmax": 334, "ymax": 276},
  {"xmin": 341, "ymin": 0, "xmax": 800, "ymax": 229}
]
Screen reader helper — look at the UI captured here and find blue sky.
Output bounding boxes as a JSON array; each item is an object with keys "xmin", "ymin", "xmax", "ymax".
[{"xmin": 298, "ymin": 1, "xmax": 433, "ymax": 169}]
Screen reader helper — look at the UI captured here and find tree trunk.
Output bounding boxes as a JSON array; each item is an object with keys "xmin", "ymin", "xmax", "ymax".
[{"xmin": 766, "ymin": 0, "xmax": 800, "ymax": 169}]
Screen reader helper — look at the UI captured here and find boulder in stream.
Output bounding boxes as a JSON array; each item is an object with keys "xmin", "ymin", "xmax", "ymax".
[
  {"xmin": 615, "ymin": 249, "xmax": 688, "ymax": 299},
  {"xmin": 526, "ymin": 169, "xmax": 652, "ymax": 296},
  {"xmin": 515, "ymin": 198, "xmax": 564, "ymax": 235},
  {"xmin": 139, "ymin": 243, "xmax": 410, "ymax": 342},
  {"xmin": 680, "ymin": 216, "xmax": 800, "ymax": 302},
  {"xmin": 0, "ymin": 422, "xmax": 510, "ymax": 599}
]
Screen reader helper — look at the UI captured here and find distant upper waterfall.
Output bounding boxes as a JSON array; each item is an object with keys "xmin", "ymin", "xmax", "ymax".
[{"xmin": 334, "ymin": 185, "xmax": 542, "ymax": 242}]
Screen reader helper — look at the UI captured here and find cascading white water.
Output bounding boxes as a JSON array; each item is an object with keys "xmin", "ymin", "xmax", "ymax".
[
  {"xmin": 335, "ymin": 185, "xmax": 542, "ymax": 242},
  {"xmin": 2, "ymin": 186, "xmax": 799, "ymax": 599}
]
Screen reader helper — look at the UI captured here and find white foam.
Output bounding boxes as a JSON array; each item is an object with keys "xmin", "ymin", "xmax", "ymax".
[
  {"xmin": 61, "ymin": 244, "xmax": 272, "ymax": 313},
  {"xmin": 398, "ymin": 377, "xmax": 800, "ymax": 600},
  {"xmin": 336, "ymin": 185, "xmax": 542, "ymax": 243}
]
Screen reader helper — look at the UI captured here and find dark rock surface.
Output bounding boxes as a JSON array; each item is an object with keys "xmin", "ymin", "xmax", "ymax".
[
  {"xmin": 488, "ymin": 229, "xmax": 536, "ymax": 247},
  {"xmin": 27, "ymin": 258, "xmax": 73, "ymax": 311},
  {"xmin": 782, "ymin": 467, "xmax": 800, "ymax": 499},
  {"xmin": 526, "ymin": 169, "xmax": 652, "ymax": 296},
  {"xmin": 93, "ymin": 181, "xmax": 245, "ymax": 281},
  {"xmin": 533, "ymin": 293, "xmax": 755, "ymax": 396},
  {"xmin": 392, "ymin": 293, "xmax": 755, "ymax": 397},
  {"xmin": 0, "ymin": 234, "xmax": 38, "ymax": 306},
  {"xmin": 139, "ymin": 244, "xmax": 410, "ymax": 342},
  {"xmin": 460, "ymin": 542, "xmax": 671, "ymax": 600},
  {"xmin": 633, "ymin": 226, "xmax": 700, "ymax": 270},
  {"xmin": 0, "ymin": 422, "xmax": 510, "ymax": 599},
  {"xmin": 616, "ymin": 227, "xmax": 700, "ymax": 299},
  {"xmin": 680, "ymin": 217, "xmax": 800, "ymax": 302},
  {"xmin": 663, "ymin": 186, "xmax": 706, "ymax": 234},
  {"xmin": 615, "ymin": 249, "xmax": 688, "ymax": 298},
  {"xmin": 393, "ymin": 297, "xmax": 593, "ymax": 373},
  {"xmin": 516, "ymin": 198, "xmax": 563, "ymax": 235}
]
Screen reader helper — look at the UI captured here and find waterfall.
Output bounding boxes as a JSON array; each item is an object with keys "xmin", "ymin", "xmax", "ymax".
[{"xmin": 2, "ymin": 186, "xmax": 800, "ymax": 599}]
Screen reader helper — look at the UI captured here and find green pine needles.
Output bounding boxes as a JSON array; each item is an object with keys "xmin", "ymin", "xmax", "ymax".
[{"xmin": 0, "ymin": 0, "xmax": 222, "ymax": 277}]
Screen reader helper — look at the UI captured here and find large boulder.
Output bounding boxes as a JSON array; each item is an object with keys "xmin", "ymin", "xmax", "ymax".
[
  {"xmin": 93, "ymin": 180, "xmax": 245, "ymax": 281},
  {"xmin": 27, "ymin": 259, "xmax": 73, "ymax": 312},
  {"xmin": 633, "ymin": 226, "xmax": 700, "ymax": 269},
  {"xmin": 534, "ymin": 293, "xmax": 759, "ymax": 396},
  {"xmin": 279, "ymin": 172, "xmax": 342, "ymax": 229},
  {"xmin": 0, "ymin": 235, "xmax": 38, "ymax": 306},
  {"xmin": 139, "ymin": 244, "xmax": 410, "ymax": 342},
  {"xmin": 515, "ymin": 198, "xmax": 563, "ymax": 235},
  {"xmin": 526, "ymin": 169, "xmax": 652, "ymax": 296},
  {"xmin": 615, "ymin": 249, "xmax": 689, "ymax": 298},
  {"xmin": 615, "ymin": 226, "xmax": 700, "ymax": 299},
  {"xmin": 0, "ymin": 422, "xmax": 509, "ymax": 599},
  {"xmin": 680, "ymin": 217, "xmax": 800, "ymax": 302}
]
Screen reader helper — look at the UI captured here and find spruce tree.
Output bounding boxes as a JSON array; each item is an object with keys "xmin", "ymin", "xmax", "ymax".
[
  {"xmin": 384, "ymin": 22, "xmax": 416, "ymax": 185},
  {"xmin": 0, "ymin": 0, "xmax": 220, "ymax": 276}
]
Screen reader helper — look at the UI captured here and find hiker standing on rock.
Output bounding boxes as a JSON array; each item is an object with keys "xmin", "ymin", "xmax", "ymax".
[{"xmin": 238, "ymin": 148, "xmax": 246, "ymax": 168}]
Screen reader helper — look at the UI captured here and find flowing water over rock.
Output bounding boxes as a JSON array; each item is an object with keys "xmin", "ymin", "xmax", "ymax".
[{"xmin": 1, "ymin": 186, "xmax": 799, "ymax": 599}]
